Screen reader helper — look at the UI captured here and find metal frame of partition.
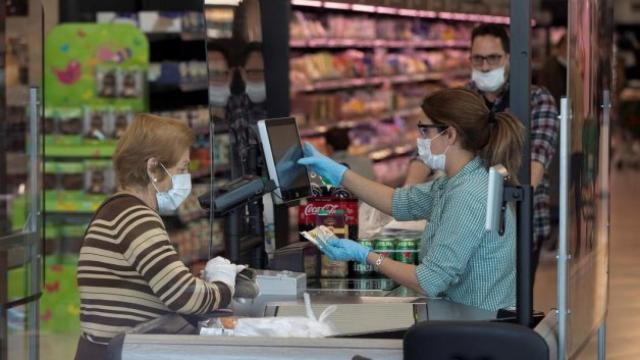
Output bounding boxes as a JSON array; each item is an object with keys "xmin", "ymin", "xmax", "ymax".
[
  {"xmin": 509, "ymin": 0, "xmax": 534, "ymax": 328},
  {"xmin": 1, "ymin": 2, "xmax": 43, "ymax": 357}
]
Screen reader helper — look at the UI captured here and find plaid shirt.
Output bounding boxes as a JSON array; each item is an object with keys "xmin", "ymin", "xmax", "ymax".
[
  {"xmin": 393, "ymin": 157, "xmax": 516, "ymax": 311},
  {"xmin": 468, "ymin": 82, "xmax": 559, "ymax": 247}
]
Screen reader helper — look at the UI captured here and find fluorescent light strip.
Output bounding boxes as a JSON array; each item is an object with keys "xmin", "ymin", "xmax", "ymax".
[
  {"xmin": 204, "ymin": 0, "xmax": 241, "ymax": 4},
  {"xmin": 376, "ymin": 6, "xmax": 397, "ymax": 15},
  {"xmin": 291, "ymin": 0, "xmax": 323, "ymax": 7},
  {"xmin": 323, "ymin": 1, "xmax": 350, "ymax": 10},
  {"xmin": 351, "ymin": 4, "xmax": 376, "ymax": 13},
  {"xmin": 420, "ymin": 10, "xmax": 438, "ymax": 19},
  {"xmin": 398, "ymin": 8, "xmax": 419, "ymax": 17}
]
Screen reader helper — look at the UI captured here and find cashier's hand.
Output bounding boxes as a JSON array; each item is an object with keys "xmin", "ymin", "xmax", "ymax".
[
  {"xmin": 298, "ymin": 142, "xmax": 347, "ymax": 186},
  {"xmin": 204, "ymin": 257, "xmax": 246, "ymax": 296},
  {"xmin": 321, "ymin": 239, "xmax": 370, "ymax": 264}
]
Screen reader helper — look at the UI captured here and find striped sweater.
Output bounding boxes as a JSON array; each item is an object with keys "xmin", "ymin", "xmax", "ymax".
[{"xmin": 77, "ymin": 194, "xmax": 231, "ymax": 344}]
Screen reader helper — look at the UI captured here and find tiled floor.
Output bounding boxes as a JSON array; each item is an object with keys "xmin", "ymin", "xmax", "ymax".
[{"xmin": 534, "ymin": 168, "xmax": 640, "ymax": 359}]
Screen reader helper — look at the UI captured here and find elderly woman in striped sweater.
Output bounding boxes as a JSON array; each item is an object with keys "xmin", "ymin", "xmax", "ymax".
[{"xmin": 75, "ymin": 114, "xmax": 239, "ymax": 359}]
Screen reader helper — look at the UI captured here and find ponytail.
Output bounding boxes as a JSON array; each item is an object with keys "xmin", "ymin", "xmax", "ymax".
[
  {"xmin": 479, "ymin": 112, "xmax": 525, "ymax": 184},
  {"xmin": 421, "ymin": 88, "xmax": 525, "ymax": 183}
]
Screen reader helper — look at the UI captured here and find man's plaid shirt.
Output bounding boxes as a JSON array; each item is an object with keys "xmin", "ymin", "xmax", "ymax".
[{"xmin": 468, "ymin": 82, "xmax": 559, "ymax": 247}]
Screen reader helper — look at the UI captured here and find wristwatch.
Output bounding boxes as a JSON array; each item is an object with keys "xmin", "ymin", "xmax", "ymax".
[{"xmin": 373, "ymin": 253, "xmax": 385, "ymax": 272}]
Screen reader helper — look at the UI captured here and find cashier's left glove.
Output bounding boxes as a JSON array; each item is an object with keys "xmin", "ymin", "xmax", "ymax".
[
  {"xmin": 204, "ymin": 256, "xmax": 246, "ymax": 296},
  {"xmin": 298, "ymin": 142, "xmax": 347, "ymax": 186},
  {"xmin": 321, "ymin": 239, "xmax": 370, "ymax": 264}
]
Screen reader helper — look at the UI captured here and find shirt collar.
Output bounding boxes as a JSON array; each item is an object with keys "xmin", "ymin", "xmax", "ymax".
[
  {"xmin": 467, "ymin": 81, "xmax": 510, "ymax": 108},
  {"xmin": 446, "ymin": 157, "xmax": 484, "ymax": 185}
]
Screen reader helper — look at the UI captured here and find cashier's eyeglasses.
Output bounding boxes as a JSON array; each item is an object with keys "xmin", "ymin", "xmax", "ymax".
[
  {"xmin": 417, "ymin": 124, "xmax": 448, "ymax": 138},
  {"xmin": 470, "ymin": 54, "xmax": 505, "ymax": 67}
]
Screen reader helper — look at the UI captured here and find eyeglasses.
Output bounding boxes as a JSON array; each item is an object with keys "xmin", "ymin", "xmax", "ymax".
[
  {"xmin": 470, "ymin": 54, "xmax": 505, "ymax": 67},
  {"xmin": 417, "ymin": 124, "xmax": 447, "ymax": 138}
]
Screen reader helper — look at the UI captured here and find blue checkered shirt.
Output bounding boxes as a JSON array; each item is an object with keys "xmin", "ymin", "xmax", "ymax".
[{"xmin": 392, "ymin": 157, "xmax": 516, "ymax": 311}]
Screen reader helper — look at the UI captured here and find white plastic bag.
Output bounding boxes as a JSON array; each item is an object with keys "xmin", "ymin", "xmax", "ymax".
[
  {"xmin": 200, "ymin": 293, "xmax": 338, "ymax": 338},
  {"xmin": 358, "ymin": 202, "xmax": 393, "ymax": 239}
]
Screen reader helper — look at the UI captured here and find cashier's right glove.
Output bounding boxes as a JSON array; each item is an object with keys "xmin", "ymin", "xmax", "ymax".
[
  {"xmin": 298, "ymin": 142, "xmax": 347, "ymax": 186},
  {"xmin": 204, "ymin": 256, "xmax": 246, "ymax": 296},
  {"xmin": 321, "ymin": 239, "xmax": 371, "ymax": 264}
]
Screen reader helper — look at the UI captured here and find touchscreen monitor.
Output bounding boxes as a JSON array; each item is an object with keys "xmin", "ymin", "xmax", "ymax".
[{"xmin": 258, "ymin": 117, "xmax": 310, "ymax": 204}]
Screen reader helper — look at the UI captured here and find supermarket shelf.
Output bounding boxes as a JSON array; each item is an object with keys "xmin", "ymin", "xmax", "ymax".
[
  {"xmin": 369, "ymin": 144, "xmax": 416, "ymax": 162},
  {"xmin": 45, "ymin": 143, "xmax": 116, "ymax": 158},
  {"xmin": 150, "ymin": 81, "xmax": 208, "ymax": 93},
  {"xmin": 292, "ymin": 72, "xmax": 445, "ymax": 93},
  {"xmin": 300, "ymin": 107, "xmax": 423, "ymax": 137},
  {"xmin": 290, "ymin": 38, "xmax": 470, "ymax": 49},
  {"xmin": 291, "ymin": 0, "xmax": 510, "ymax": 25},
  {"xmin": 145, "ymin": 32, "xmax": 205, "ymax": 42}
]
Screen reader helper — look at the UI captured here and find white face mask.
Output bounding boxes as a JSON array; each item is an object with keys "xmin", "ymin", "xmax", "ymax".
[
  {"xmin": 245, "ymin": 81, "xmax": 266, "ymax": 103},
  {"xmin": 472, "ymin": 66, "xmax": 506, "ymax": 92},
  {"xmin": 209, "ymin": 84, "xmax": 231, "ymax": 107},
  {"xmin": 150, "ymin": 163, "xmax": 192, "ymax": 215},
  {"xmin": 416, "ymin": 131, "xmax": 448, "ymax": 171}
]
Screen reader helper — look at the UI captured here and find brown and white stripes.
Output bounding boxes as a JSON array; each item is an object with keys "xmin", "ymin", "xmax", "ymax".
[{"xmin": 77, "ymin": 194, "xmax": 231, "ymax": 344}]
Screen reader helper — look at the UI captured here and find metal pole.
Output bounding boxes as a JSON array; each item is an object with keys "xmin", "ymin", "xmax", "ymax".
[
  {"xmin": 510, "ymin": 0, "xmax": 534, "ymax": 328},
  {"xmin": 0, "ymin": 2, "xmax": 9, "ymax": 359},
  {"xmin": 598, "ymin": 322, "xmax": 606, "ymax": 360},
  {"xmin": 558, "ymin": 97, "xmax": 571, "ymax": 360},
  {"xmin": 510, "ymin": 0, "xmax": 532, "ymax": 184},
  {"xmin": 27, "ymin": 87, "xmax": 41, "ymax": 360}
]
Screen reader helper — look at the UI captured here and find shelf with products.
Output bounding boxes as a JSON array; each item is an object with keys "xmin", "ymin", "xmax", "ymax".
[
  {"xmin": 291, "ymin": 47, "xmax": 470, "ymax": 91},
  {"xmin": 290, "ymin": 38, "xmax": 470, "ymax": 49},
  {"xmin": 290, "ymin": 9, "xmax": 477, "ymax": 51},
  {"xmin": 290, "ymin": 0, "xmax": 511, "ymax": 23}
]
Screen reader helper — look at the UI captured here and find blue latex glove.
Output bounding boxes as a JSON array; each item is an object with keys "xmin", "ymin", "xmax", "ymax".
[
  {"xmin": 320, "ymin": 238, "xmax": 370, "ymax": 264},
  {"xmin": 297, "ymin": 142, "xmax": 347, "ymax": 186}
]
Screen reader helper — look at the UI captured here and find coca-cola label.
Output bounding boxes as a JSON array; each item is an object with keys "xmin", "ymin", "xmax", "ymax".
[{"xmin": 299, "ymin": 198, "xmax": 358, "ymax": 225}]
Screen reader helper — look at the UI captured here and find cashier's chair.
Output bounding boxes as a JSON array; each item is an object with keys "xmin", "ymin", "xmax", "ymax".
[{"xmin": 404, "ymin": 321, "xmax": 549, "ymax": 360}]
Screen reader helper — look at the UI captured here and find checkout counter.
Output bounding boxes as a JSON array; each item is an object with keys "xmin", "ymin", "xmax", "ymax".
[
  {"xmin": 107, "ymin": 271, "xmax": 500, "ymax": 360},
  {"xmin": 121, "ymin": 118, "xmax": 555, "ymax": 359}
]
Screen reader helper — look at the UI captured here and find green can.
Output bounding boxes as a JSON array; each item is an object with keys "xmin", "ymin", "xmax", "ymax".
[
  {"xmin": 395, "ymin": 238, "xmax": 418, "ymax": 264},
  {"xmin": 351, "ymin": 239, "xmax": 374, "ymax": 276},
  {"xmin": 374, "ymin": 237, "xmax": 395, "ymax": 260}
]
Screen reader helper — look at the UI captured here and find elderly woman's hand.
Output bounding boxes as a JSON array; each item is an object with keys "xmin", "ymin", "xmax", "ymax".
[{"xmin": 204, "ymin": 257, "xmax": 245, "ymax": 296}]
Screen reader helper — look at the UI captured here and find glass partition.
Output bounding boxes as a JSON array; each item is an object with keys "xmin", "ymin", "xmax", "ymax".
[{"xmin": 563, "ymin": 0, "xmax": 613, "ymax": 357}]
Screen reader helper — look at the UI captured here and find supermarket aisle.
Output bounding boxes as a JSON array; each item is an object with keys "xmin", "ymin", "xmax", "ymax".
[
  {"xmin": 605, "ymin": 168, "xmax": 640, "ymax": 359},
  {"xmin": 534, "ymin": 167, "xmax": 640, "ymax": 359}
]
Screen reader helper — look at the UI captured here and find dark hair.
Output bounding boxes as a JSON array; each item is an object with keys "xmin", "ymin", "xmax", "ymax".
[
  {"xmin": 471, "ymin": 24, "xmax": 510, "ymax": 54},
  {"xmin": 421, "ymin": 88, "xmax": 524, "ymax": 183},
  {"xmin": 325, "ymin": 127, "xmax": 351, "ymax": 152}
]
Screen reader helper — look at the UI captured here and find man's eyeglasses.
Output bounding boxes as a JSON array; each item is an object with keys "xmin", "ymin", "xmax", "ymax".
[
  {"xmin": 417, "ymin": 124, "xmax": 447, "ymax": 138},
  {"xmin": 470, "ymin": 54, "xmax": 505, "ymax": 67}
]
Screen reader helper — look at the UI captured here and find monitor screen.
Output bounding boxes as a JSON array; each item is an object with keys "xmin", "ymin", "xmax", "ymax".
[{"xmin": 258, "ymin": 117, "xmax": 310, "ymax": 203}]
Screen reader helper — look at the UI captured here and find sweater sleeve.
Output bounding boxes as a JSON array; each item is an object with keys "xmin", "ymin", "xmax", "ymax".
[{"xmin": 120, "ymin": 207, "xmax": 231, "ymax": 314}]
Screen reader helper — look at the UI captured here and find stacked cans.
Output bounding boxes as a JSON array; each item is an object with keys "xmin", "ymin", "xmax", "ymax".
[{"xmin": 350, "ymin": 234, "xmax": 421, "ymax": 277}]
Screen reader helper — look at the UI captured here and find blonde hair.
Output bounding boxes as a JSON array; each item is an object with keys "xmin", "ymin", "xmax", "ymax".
[
  {"xmin": 113, "ymin": 114, "xmax": 194, "ymax": 189},
  {"xmin": 421, "ymin": 88, "xmax": 525, "ymax": 183}
]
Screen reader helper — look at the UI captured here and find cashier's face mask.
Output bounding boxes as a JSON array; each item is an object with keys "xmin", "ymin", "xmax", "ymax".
[
  {"xmin": 245, "ymin": 81, "xmax": 266, "ymax": 103},
  {"xmin": 417, "ymin": 131, "xmax": 448, "ymax": 171},
  {"xmin": 472, "ymin": 66, "xmax": 506, "ymax": 93},
  {"xmin": 151, "ymin": 163, "xmax": 192, "ymax": 215}
]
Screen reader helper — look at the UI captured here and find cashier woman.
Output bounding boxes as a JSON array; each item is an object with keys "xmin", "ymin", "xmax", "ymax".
[{"xmin": 299, "ymin": 88, "xmax": 524, "ymax": 311}]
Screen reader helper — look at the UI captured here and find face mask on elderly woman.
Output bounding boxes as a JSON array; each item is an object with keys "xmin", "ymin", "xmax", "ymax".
[{"xmin": 149, "ymin": 163, "xmax": 192, "ymax": 214}]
